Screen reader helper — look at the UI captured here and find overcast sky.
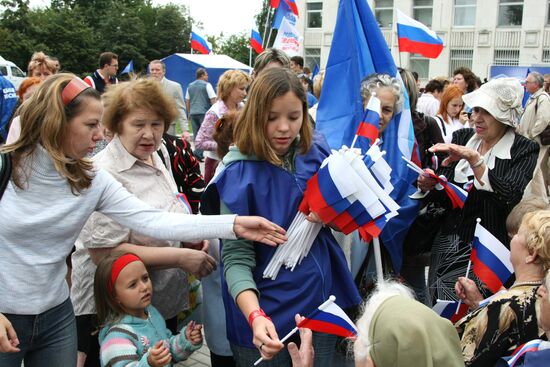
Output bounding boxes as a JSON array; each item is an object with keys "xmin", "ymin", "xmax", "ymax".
[{"xmin": 25, "ymin": 0, "xmax": 264, "ymax": 37}]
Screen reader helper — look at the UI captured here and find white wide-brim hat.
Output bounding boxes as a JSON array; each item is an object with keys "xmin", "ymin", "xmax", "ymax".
[{"xmin": 462, "ymin": 77, "xmax": 524, "ymax": 127}]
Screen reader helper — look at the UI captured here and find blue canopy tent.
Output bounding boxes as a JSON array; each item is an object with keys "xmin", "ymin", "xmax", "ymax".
[{"xmin": 161, "ymin": 54, "xmax": 252, "ymax": 94}]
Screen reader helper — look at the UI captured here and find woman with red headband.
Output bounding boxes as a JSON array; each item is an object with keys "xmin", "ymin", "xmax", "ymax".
[
  {"xmin": 0, "ymin": 73, "xmax": 287, "ymax": 366},
  {"xmin": 94, "ymin": 252, "xmax": 204, "ymax": 367}
]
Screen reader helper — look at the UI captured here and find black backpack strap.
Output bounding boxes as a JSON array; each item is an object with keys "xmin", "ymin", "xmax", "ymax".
[
  {"xmin": 0, "ymin": 152, "xmax": 13, "ymax": 201},
  {"xmin": 435, "ymin": 115, "xmax": 447, "ymax": 135}
]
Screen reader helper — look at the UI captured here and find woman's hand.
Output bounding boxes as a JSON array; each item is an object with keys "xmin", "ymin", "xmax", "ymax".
[
  {"xmin": 177, "ymin": 248, "xmax": 216, "ymax": 278},
  {"xmin": 459, "ymin": 111, "xmax": 469, "ymax": 126},
  {"xmin": 455, "ymin": 277, "xmax": 484, "ymax": 309},
  {"xmin": 147, "ymin": 341, "xmax": 172, "ymax": 367},
  {"xmin": 233, "ymin": 216, "xmax": 288, "ymax": 246},
  {"xmin": 185, "ymin": 321, "xmax": 203, "ymax": 345},
  {"xmin": 183, "ymin": 240, "xmax": 209, "ymax": 253},
  {"xmin": 288, "ymin": 314, "xmax": 314, "ymax": 367},
  {"xmin": 429, "ymin": 143, "xmax": 480, "ymax": 167},
  {"xmin": 0, "ymin": 313, "xmax": 19, "ymax": 353},
  {"xmin": 417, "ymin": 168, "xmax": 438, "ymax": 192},
  {"xmin": 252, "ymin": 316, "xmax": 284, "ymax": 360}
]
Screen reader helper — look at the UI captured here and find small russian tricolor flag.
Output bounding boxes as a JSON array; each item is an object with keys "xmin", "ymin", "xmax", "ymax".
[
  {"xmin": 250, "ymin": 29, "xmax": 264, "ymax": 54},
  {"xmin": 432, "ymin": 299, "xmax": 469, "ymax": 323},
  {"xmin": 502, "ymin": 339, "xmax": 543, "ymax": 367},
  {"xmin": 471, "ymin": 220, "xmax": 514, "ymax": 294},
  {"xmin": 355, "ymin": 95, "xmax": 381, "ymax": 147},
  {"xmin": 396, "ymin": 9, "xmax": 443, "ymax": 58},
  {"xmin": 191, "ymin": 29, "xmax": 211, "ymax": 55},
  {"xmin": 297, "ymin": 296, "xmax": 357, "ymax": 338}
]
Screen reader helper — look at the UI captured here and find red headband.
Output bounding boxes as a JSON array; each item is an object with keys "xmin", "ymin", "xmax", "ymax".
[
  {"xmin": 61, "ymin": 77, "xmax": 91, "ymax": 106},
  {"xmin": 109, "ymin": 253, "xmax": 142, "ymax": 293}
]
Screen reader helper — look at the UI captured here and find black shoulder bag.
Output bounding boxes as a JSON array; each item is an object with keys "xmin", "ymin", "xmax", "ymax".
[{"xmin": 0, "ymin": 151, "xmax": 12, "ymax": 201}]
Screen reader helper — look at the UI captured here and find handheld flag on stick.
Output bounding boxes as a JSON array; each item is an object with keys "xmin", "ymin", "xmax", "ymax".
[
  {"xmin": 501, "ymin": 339, "xmax": 543, "ymax": 367},
  {"xmin": 250, "ymin": 29, "xmax": 265, "ymax": 54},
  {"xmin": 471, "ymin": 218, "xmax": 514, "ymax": 293},
  {"xmin": 120, "ymin": 60, "xmax": 134, "ymax": 75},
  {"xmin": 254, "ymin": 296, "xmax": 356, "ymax": 365},
  {"xmin": 432, "ymin": 299, "xmax": 469, "ymax": 323},
  {"xmin": 396, "ymin": 9, "xmax": 443, "ymax": 58},
  {"xmin": 191, "ymin": 29, "xmax": 212, "ymax": 54}
]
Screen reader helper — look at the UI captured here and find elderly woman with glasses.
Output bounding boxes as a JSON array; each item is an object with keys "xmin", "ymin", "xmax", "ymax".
[{"xmin": 417, "ymin": 78, "xmax": 539, "ymax": 305}]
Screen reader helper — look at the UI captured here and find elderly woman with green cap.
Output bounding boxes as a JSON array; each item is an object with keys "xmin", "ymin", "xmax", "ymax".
[
  {"xmin": 416, "ymin": 78, "xmax": 539, "ymax": 305},
  {"xmin": 354, "ymin": 281, "xmax": 464, "ymax": 367}
]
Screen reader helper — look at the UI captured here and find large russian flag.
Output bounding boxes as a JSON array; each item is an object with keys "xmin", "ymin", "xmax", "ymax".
[
  {"xmin": 191, "ymin": 30, "xmax": 211, "ymax": 55},
  {"xmin": 471, "ymin": 220, "xmax": 514, "ymax": 293},
  {"xmin": 396, "ymin": 9, "xmax": 443, "ymax": 59},
  {"xmin": 297, "ymin": 296, "xmax": 357, "ymax": 338},
  {"xmin": 250, "ymin": 29, "xmax": 264, "ymax": 54},
  {"xmin": 502, "ymin": 339, "xmax": 543, "ymax": 367},
  {"xmin": 284, "ymin": 0, "xmax": 299, "ymax": 16}
]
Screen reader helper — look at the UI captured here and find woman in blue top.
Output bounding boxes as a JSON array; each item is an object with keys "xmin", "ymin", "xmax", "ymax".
[{"xmin": 206, "ymin": 68, "xmax": 361, "ymax": 366}]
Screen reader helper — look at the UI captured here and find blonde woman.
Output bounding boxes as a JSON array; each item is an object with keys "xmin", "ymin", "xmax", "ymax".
[{"xmin": 0, "ymin": 73, "xmax": 286, "ymax": 366}]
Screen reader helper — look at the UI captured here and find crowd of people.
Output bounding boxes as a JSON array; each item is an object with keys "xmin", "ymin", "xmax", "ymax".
[{"xmin": 1, "ymin": 48, "xmax": 550, "ymax": 367}]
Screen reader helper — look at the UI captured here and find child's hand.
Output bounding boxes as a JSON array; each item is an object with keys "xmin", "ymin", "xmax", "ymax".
[
  {"xmin": 147, "ymin": 341, "xmax": 172, "ymax": 367},
  {"xmin": 185, "ymin": 321, "xmax": 203, "ymax": 345}
]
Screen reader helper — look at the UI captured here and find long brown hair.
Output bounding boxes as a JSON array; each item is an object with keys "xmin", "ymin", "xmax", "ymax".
[
  {"xmin": 233, "ymin": 68, "xmax": 312, "ymax": 166},
  {"xmin": 1, "ymin": 73, "xmax": 101, "ymax": 194}
]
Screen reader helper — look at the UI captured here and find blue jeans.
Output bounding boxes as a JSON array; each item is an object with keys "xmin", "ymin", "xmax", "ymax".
[
  {"xmin": 231, "ymin": 332, "xmax": 337, "ymax": 367},
  {"xmin": 190, "ymin": 114, "xmax": 205, "ymax": 158},
  {"xmin": 0, "ymin": 298, "xmax": 77, "ymax": 367}
]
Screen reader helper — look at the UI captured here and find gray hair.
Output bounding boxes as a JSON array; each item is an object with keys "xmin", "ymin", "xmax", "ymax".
[
  {"xmin": 529, "ymin": 72, "xmax": 544, "ymax": 88},
  {"xmin": 354, "ymin": 280, "xmax": 415, "ymax": 362},
  {"xmin": 360, "ymin": 73, "xmax": 403, "ymax": 111}
]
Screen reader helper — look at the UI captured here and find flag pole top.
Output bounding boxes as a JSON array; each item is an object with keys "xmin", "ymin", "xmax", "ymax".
[{"xmin": 476, "ymin": 218, "xmax": 482, "ymax": 224}]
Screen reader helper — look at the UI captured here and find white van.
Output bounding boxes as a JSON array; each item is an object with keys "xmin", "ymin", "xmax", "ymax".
[{"xmin": 0, "ymin": 56, "xmax": 26, "ymax": 89}]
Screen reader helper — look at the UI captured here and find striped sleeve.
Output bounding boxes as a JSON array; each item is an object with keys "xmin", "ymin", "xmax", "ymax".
[
  {"xmin": 169, "ymin": 326, "xmax": 203, "ymax": 362},
  {"xmin": 100, "ymin": 325, "xmax": 150, "ymax": 367}
]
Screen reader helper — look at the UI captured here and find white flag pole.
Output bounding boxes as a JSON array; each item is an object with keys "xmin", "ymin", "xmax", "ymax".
[
  {"xmin": 262, "ymin": 6, "xmax": 273, "ymax": 48},
  {"xmin": 253, "ymin": 296, "xmax": 337, "ymax": 366},
  {"xmin": 373, "ymin": 237, "xmax": 384, "ymax": 282}
]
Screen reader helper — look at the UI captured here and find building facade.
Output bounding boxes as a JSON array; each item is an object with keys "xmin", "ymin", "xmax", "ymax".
[{"xmin": 295, "ymin": 0, "xmax": 550, "ymax": 82}]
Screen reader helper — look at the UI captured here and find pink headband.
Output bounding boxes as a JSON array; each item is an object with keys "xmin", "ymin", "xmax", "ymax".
[
  {"xmin": 61, "ymin": 77, "xmax": 91, "ymax": 106},
  {"xmin": 109, "ymin": 253, "xmax": 142, "ymax": 294}
]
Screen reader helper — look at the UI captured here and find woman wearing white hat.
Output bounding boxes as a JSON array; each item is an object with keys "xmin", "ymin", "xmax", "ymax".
[{"xmin": 416, "ymin": 78, "xmax": 539, "ymax": 305}]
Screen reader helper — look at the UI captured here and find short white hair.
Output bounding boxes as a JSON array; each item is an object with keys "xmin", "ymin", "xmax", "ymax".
[{"xmin": 354, "ymin": 280, "xmax": 415, "ymax": 362}]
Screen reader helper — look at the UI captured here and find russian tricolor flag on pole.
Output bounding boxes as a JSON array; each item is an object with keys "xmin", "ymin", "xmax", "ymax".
[
  {"xmin": 354, "ymin": 96, "xmax": 381, "ymax": 149},
  {"xmin": 250, "ymin": 29, "xmax": 264, "ymax": 54},
  {"xmin": 284, "ymin": 0, "xmax": 299, "ymax": 16},
  {"xmin": 270, "ymin": 0, "xmax": 280, "ymax": 8},
  {"xmin": 191, "ymin": 28, "xmax": 211, "ymax": 55},
  {"xmin": 396, "ymin": 9, "xmax": 443, "ymax": 58},
  {"xmin": 297, "ymin": 296, "xmax": 357, "ymax": 338},
  {"xmin": 502, "ymin": 339, "xmax": 543, "ymax": 367},
  {"xmin": 432, "ymin": 299, "xmax": 469, "ymax": 323},
  {"xmin": 471, "ymin": 219, "xmax": 514, "ymax": 293}
]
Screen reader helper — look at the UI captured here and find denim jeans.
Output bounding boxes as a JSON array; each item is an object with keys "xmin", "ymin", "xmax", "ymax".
[
  {"xmin": 0, "ymin": 298, "xmax": 77, "ymax": 367},
  {"xmin": 231, "ymin": 332, "xmax": 337, "ymax": 367},
  {"xmin": 190, "ymin": 113, "xmax": 205, "ymax": 158}
]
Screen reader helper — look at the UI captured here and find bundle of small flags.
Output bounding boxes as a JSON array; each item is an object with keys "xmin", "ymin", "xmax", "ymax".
[
  {"xmin": 263, "ymin": 142, "xmax": 400, "ymax": 280},
  {"xmin": 403, "ymin": 156, "xmax": 468, "ymax": 209}
]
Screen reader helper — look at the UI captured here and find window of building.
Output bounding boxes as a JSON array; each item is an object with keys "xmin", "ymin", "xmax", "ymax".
[
  {"xmin": 375, "ymin": 0, "xmax": 393, "ymax": 28},
  {"xmin": 542, "ymin": 49, "xmax": 550, "ymax": 63},
  {"xmin": 307, "ymin": 2, "xmax": 322, "ymax": 28},
  {"xmin": 493, "ymin": 49, "xmax": 520, "ymax": 65},
  {"xmin": 449, "ymin": 49, "xmax": 473, "ymax": 75},
  {"xmin": 413, "ymin": 0, "xmax": 433, "ymax": 27},
  {"xmin": 410, "ymin": 54, "xmax": 430, "ymax": 80},
  {"xmin": 305, "ymin": 48, "xmax": 321, "ymax": 70},
  {"xmin": 547, "ymin": 0, "xmax": 550, "ymax": 25},
  {"xmin": 498, "ymin": 0, "xmax": 523, "ymax": 26},
  {"xmin": 453, "ymin": 0, "xmax": 476, "ymax": 27}
]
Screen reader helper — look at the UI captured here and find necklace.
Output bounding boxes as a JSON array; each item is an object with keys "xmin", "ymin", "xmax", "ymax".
[{"xmin": 510, "ymin": 280, "xmax": 543, "ymax": 289}]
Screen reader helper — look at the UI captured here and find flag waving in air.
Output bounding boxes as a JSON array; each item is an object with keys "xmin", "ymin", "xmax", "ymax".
[
  {"xmin": 191, "ymin": 28, "xmax": 212, "ymax": 55},
  {"xmin": 250, "ymin": 29, "xmax": 264, "ymax": 54},
  {"xmin": 297, "ymin": 296, "xmax": 357, "ymax": 338},
  {"xmin": 396, "ymin": 9, "xmax": 443, "ymax": 58},
  {"xmin": 315, "ymin": 0, "xmax": 419, "ymax": 272}
]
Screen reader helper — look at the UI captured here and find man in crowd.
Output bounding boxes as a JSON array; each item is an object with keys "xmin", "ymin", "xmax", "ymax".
[
  {"xmin": 185, "ymin": 68, "xmax": 216, "ymax": 161},
  {"xmin": 417, "ymin": 79, "xmax": 445, "ymax": 117},
  {"xmin": 519, "ymin": 71, "xmax": 550, "ymax": 200},
  {"xmin": 0, "ymin": 74, "xmax": 17, "ymax": 144},
  {"xmin": 149, "ymin": 60, "xmax": 189, "ymax": 139},
  {"xmin": 544, "ymin": 73, "xmax": 550, "ymax": 94},
  {"xmin": 84, "ymin": 52, "xmax": 119, "ymax": 94},
  {"xmin": 289, "ymin": 55, "xmax": 304, "ymax": 74}
]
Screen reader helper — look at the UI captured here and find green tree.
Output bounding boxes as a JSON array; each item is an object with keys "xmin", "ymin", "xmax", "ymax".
[{"xmin": 219, "ymin": 32, "xmax": 252, "ymax": 66}]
